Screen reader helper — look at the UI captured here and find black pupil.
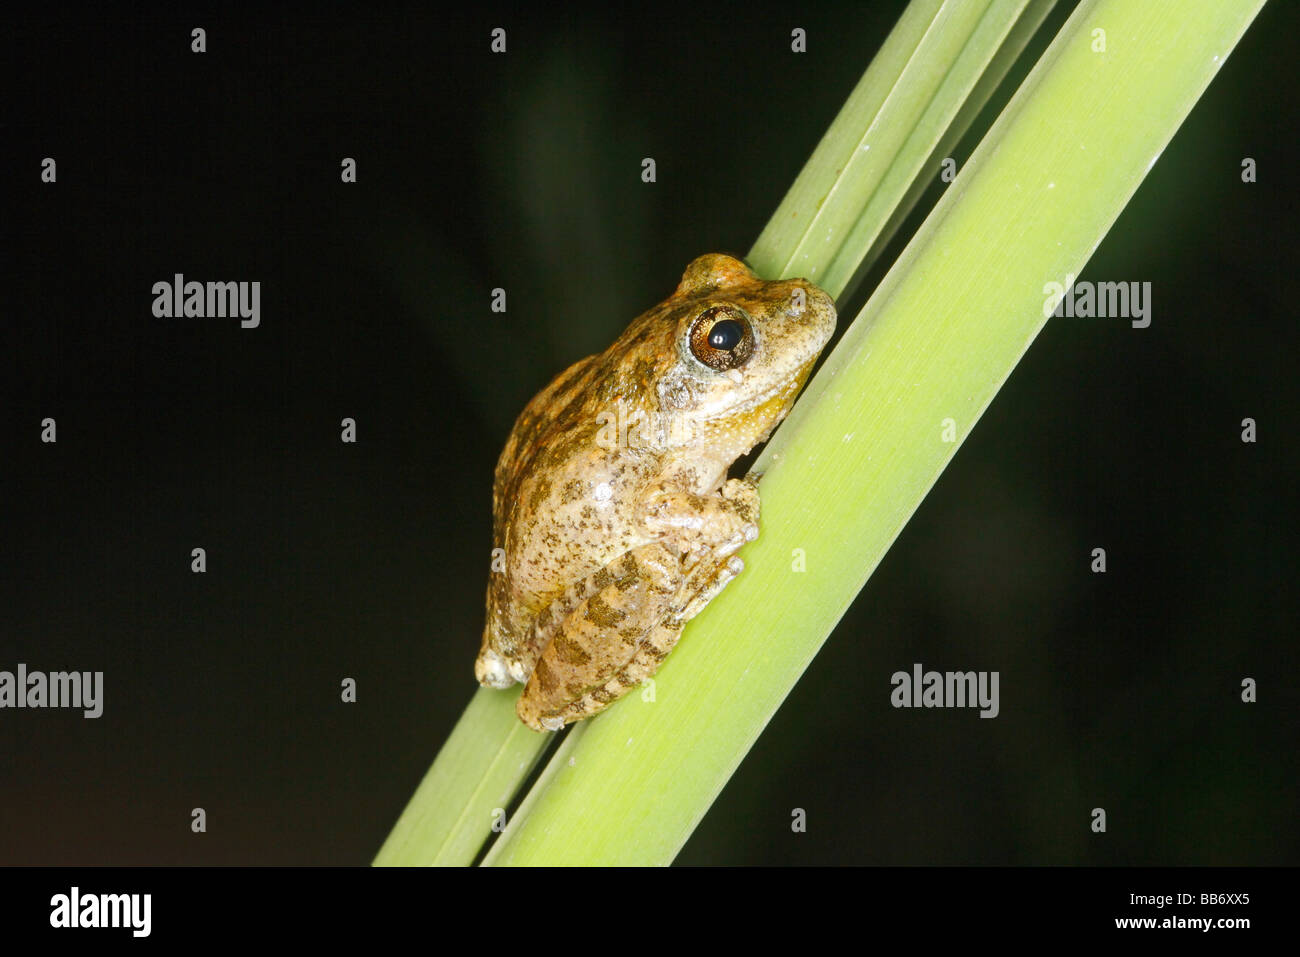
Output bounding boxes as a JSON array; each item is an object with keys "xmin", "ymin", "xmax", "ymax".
[{"xmin": 708, "ymin": 319, "xmax": 744, "ymax": 351}]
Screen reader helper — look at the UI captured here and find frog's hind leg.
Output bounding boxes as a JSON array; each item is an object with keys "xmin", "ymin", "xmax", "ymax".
[
  {"xmin": 520, "ymin": 547, "xmax": 748, "ymax": 731},
  {"xmin": 674, "ymin": 542, "xmax": 749, "ymax": 625},
  {"xmin": 517, "ymin": 544, "xmax": 681, "ymax": 731},
  {"xmin": 565, "ymin": 553, "xmax": 745, "ymax": 719},
  {"xmin": 500, "ymin": 548, "xmax": 648, "ymax": 687}
]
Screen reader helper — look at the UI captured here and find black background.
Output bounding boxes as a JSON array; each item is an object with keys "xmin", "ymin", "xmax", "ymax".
[{"xmin": 4, "ymin": 1, "xmax": 1297, "ymax": 865}]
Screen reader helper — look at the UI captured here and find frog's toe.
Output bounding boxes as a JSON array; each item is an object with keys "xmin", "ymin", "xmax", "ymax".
[
  {"xmin": 475, "ymin": 648, "xmax": 515, "ymax": 688},
  {"xmin": 540, "ymin": 715, "xmax": 566, "ymax": 732},
  {"xmin": 716, "ymin": 524, "xmax": 758, "ymax": 557}
]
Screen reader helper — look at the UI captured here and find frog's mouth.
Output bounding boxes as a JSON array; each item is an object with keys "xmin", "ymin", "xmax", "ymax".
[{"xmin": 719, "ymin": 355, "xmax": 818, "ymax": 422}]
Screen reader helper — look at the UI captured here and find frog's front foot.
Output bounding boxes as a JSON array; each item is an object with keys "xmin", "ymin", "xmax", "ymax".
[
  {"xmin": 719, "ymin": 476, "xmax": 760, "ymax": 521},
  {"xmin": 722, "ymin": 520, "xmax": 760, "ymax": 553},
  {"xmin": 638, "ymin": 477, "xmax": 761, "ymax": 547}
]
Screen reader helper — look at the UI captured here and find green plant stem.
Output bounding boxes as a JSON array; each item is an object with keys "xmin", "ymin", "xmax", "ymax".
[
  {"xmin": 374, "ymin": 0, "xmax": 1042, "ymax": 867},
  {"xmin": 751, "ymin": 0, "xmax": 1052, "ymax": 297},
  {"xmin": 482, "ymin": 0, "xmax": 1265, "ymax": 866},
  {"xmin": 373, "ymin": 687, "xmax": 543, "ymax": 866}
]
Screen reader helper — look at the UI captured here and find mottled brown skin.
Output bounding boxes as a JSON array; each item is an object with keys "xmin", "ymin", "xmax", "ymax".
[{"xmin": 476, "ymin": 254, "xmax": 836, "ymax": 730}]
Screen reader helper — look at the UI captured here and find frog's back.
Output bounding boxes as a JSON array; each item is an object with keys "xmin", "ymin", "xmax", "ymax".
[
  {"xmin": 482, "ymin": 352, "xmax": 661, "ymax": 667},
  {"xmin": 499, "ymin": 359, "xmax": 664, "ymax": 588}
]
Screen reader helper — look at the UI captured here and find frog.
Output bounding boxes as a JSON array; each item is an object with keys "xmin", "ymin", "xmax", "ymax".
[{"xmin": 475, "ymin": 253, "xmax": 836, "ymax": 731}]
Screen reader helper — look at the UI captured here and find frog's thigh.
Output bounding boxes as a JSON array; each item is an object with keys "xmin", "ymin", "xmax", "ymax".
[
  {"xmin": 506, "ymin": 548, "xmax": 650, "ymax": 686},
  {"xmin": 550, "ymin": 551, "xmax": 747, "ymax": 728},
  {"xmin": 517, "ymin": 544, "xmax": 680, "ymax": 731},
  {"xmin": 559, "ymin": 620, "xmax": 682, "ymax": 724}
]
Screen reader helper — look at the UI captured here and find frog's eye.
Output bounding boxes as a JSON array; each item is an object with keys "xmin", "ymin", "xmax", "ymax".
[{"xmin": 689, "ymin": 305, "xmax": 754, "ymax": 371}]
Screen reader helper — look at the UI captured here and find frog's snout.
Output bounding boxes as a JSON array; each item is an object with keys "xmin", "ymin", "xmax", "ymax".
[
  {"xmin": 806, "ymin": 280, "xmax": 835, "ymax": 310},
  {"xmin": 791, "ymin": 281, "xmax": 837, "ymax": 341}
]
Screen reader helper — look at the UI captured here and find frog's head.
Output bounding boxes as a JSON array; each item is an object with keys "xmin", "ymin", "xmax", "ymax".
[{"xmin": 656, "ymin": 254, "xmax": 836, "ymax": 456}]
